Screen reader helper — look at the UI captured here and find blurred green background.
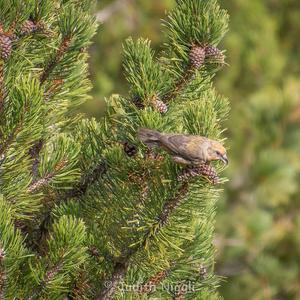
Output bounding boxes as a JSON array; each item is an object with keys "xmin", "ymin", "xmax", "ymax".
[{"xmin": 85, "ymin": 1, "xmax": 300, "ymax": 299}]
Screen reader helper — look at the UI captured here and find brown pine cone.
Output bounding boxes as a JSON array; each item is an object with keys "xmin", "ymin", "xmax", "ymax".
[
  {"xmin": 189, "ymin": 45, "xmax": 205, "ymax": 68},
  {"xmin": 131, "ymin": 95, "xmax": 144, "ymax": 109},
  {"xmin": 0, "ymin": 34, "xmax": 12, "ymax": 60},
  {"xmin": 153, "ymin": 99, "xmax": 168, "ymax": 114},
  {"xmin": 19, "ymin": 20, "xmax": 37, "ymax": 35},
  {"xmin": 205, "ymin": 45, "xmax": 225, "ymax": 64},
  {"xmin": 178, "ymin": 164, "xmax": 219, "ymax": 184},
  {"xmin": 123, "ymin": 141, "xmax": 137, "ymax": 157},
  {"xmin": 88, "ymin": 245, "xmax": 100, "ymax": 258},
  {"xmin": 138, "ymin": 270, "xmax": 168, "ymax": 294},
  {"xmin": 199, "ymin": 264, "xmax": 207, "ymax": 279}
]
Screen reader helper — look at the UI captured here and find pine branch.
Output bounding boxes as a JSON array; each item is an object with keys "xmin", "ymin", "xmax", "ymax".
[
  {"xmin": 40, "ymin": 35, "xmax": 71, "ymax": 84},
  {"xmin": 61, "ymin": 161, "xmax": 107, "ymax": 201},
  {"xmin": 96, "ymin": 181, "xmax": 190, "ymax": 299},
  {"xmin": 95, "ymin": 261, "xmax": 127, "ymax": 300},
  {"xmin": 157, "ymin": 182, "xmax": 189, "ymax": 226},
  {"xmin": 27, "ymin": 161, "xmax": 107, "ymax": 254},
  {"xmin": 24, "ymin": 162, "xmax": 107, "ymax": 255},
  {"xmin": 27, "ymin": 261, "xmax": 62, "ymax": 300},
  {"xmin": 162, "ymin": 66, "xmax": 195, "ymax": 103},
  {"xmin": 0, "ymin": 96, "xmax": 28, "ymax": 157},
  {"xmin": 28, "ymin": 159, "xmax": 66, "ymax": 193},
  {"xmin": 68, "ymin": 270, "xmax": 90, "ymax": 300}
]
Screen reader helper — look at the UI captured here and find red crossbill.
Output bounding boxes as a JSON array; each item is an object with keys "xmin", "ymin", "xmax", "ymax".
[{"xmin": 138, "ymin": 128, "xmax": 228, "ymax": 166}]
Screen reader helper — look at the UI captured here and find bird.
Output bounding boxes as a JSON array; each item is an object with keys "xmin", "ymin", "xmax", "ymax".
[{"xmin": 138, "ymin": 128, "xmax": 228, "ymax": 166}]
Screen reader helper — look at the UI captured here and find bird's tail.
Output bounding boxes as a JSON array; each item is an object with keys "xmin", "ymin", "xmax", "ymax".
[{"xmin": 138, "ymin": 128, "xmax": 161, "ymax": 147}]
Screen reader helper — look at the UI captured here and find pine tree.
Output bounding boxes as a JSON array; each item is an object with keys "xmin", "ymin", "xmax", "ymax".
[
  {"xmin": 0, "ymin": 0, "xmax": 97, "ymax": 298},
  {"xmin": 0, "ymin": 0, "xmax": 230, "ymax": 299}
]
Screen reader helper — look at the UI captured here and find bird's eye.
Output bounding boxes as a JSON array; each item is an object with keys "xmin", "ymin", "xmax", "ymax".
[{"xmin": 216, "ymin": 151, "xmax": 221, "ymax": 156}]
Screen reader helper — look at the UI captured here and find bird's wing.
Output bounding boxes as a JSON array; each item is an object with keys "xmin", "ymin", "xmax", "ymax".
[{"xmin": 160, "ymin": 134, "xmax": 206, "ymax": 160}]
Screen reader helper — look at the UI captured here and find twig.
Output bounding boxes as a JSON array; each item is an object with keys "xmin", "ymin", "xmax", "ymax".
[
  {"xmin": 162, "ymin": 66, "xmax": 195, "ymax": 103},
  {"xmin": 28, "ymin": 139, "xmax": 44, "ymax": 179},
  {"xmin": 27, "ymin": 262, "xmax": 62, "ymax": 300},
  {"xmin": 40, "ymin": 35, "xmax": 71, "ymax": 84},
  {"xmin": 27, "ymin": 159, "xmax": 66, "ymax": 193},
  {"xmin": 157, "ymin": 182, "xmax": 189, "ymax": 225},
  {"xmin": 96, "ymin": 262, "xmax": 127, "ymax": 300}
]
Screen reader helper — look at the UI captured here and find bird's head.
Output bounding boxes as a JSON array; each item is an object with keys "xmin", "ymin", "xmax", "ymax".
[{"xmin": 207, "ymin": 141, "xmax": 228, "ymax": 164}]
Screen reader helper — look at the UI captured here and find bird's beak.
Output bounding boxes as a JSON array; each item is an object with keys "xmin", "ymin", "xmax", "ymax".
[{"xmin": 220, "ymin": 154, "xmax": 228, "ymax": 165}]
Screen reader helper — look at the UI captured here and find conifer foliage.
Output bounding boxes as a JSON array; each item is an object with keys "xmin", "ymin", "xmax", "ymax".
[{"xmin": 0, "ymin": 0, "xmax": 229, "ymax": 299}]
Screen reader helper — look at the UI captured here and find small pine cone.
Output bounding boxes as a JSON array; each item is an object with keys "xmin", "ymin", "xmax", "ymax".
[
  {"xmin": 198, "ymin": 164, "xmax": 219, "ymax": 184},
  {"xmin": 54, "ymin": 159, "xmax": 66, "ymax": 171},
  {"xmin": 46, "ymin": 265, "xmax": 59, "ymax": 281},
  {"xmin": 199, "ymin": 264, "xmax": 207, "ymax": 279},
  {"xmin": 178, "ymin": 164, "xmax": 219, "ymax": 184},
  {"xmin": 28, "ymin": 139, "xmax": 43, "ymax": 158},
  {"xmin": 138, "ymin": 270, "xmax": 167, "ymax": 294},
  {"xmin": 205, "ymin": 45, "xmax": 225, "ymax": 64},
  {"xmin": 153, "ymin": 99, "xmax": 168, "ymax": 114},
  {"xmin": 14, "ymin": 219, "xmax": 25, "ymax": 230},
  {"xmin": 145, "ymin": 148, "xmax": 163, "ymax": 161},
  {"xmin": 35, "ymin": 21, "xmax": 47, "ymax": 33},
  {"xmin": 19, "ymin": 20, "xmax": 37, "ymax": 35},
  {"xmin": 89, "ymin": 245, "xmax": 100, "ymax": 257},
  {"xmin": 0, "ymin": 34, "xmax": 12, "ymax": 60},
  {"xmin": 178, "ymin": 167, "xmax": 202, "ymax": 182},
  {"xmin": 27, "ymin": 177, "xmax": 49, "ymax": 192},
  {"xmin": 123, "ymin": 141, "xmax": 137, "ymax": 157},
  {"xmin": 132, "ymin": 95, "xmax": 144, "ymax": 109},
  {"xmin": 189, "ymin": 45, "xmax": 205, "ymax": 68}
]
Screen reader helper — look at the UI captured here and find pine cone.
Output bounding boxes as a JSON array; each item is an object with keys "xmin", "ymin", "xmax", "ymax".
[
  {"xmin": 178, "ymin": 164, "xmax": 219, "ymax": 184},
  {"xmin": 199, "ymin": 264, "xmax": 207, "ymax": 279},
  {"xmin": 153, "ymin": 99, "xmax": 168, "ymax": 114},
  {"xmin": 0, "ymin": 34, "xmax": 12, "ymax": 60},
  {"xmin": 27, "ymin": 177, "xmax": 49, "ymax": 192},
  {"xmin": 138, "ymin": 270, "xmax": 167, "ymax": 294},
  {"xmin": 132, "ymin": 95, "xmax": 144, "ymax": 109},
  {"xmin": 205, "ymin": 45, "xmax": 225, "ymax": 64},
  {"xmin": 198, "ymin": 164, "xmax": 219, "ymax": 184},
  {"xmin": 88, "ymin": 245, "xmax": 100, "ymax": 257},
  {"xmin": 189, "ymin": 45, "xmax": 205, "ymax": 68},
  {"xmin": 123, "ymin": 141, "xmax": 137, "ymax": 157},
  {"xmin": 19, "ymin": 20, "xmax": 37, "ymax": 35}
]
